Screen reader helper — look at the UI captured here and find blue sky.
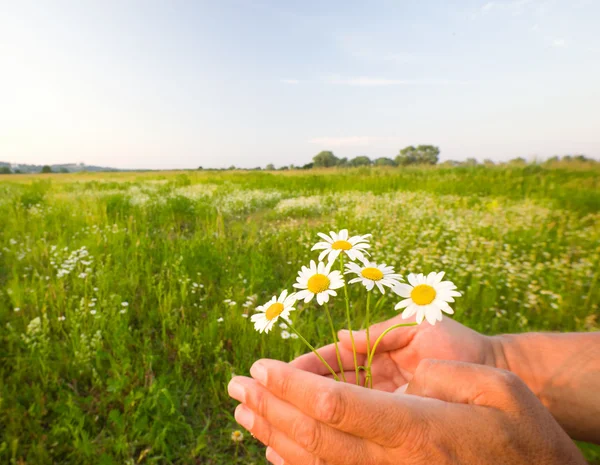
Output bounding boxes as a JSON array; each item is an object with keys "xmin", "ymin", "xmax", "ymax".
[{"xmin": 1, "ymin": 0, "xmax": 599, "ymax": 169}]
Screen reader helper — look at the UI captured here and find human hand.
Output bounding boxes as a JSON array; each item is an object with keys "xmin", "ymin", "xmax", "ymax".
[
  {"xmin": 228, "ymin": 359, "xmax": 586, "ymax": 465},
  {"xmin": 292, "ymin": 314, "xmax": 498, "ymax": 391}
]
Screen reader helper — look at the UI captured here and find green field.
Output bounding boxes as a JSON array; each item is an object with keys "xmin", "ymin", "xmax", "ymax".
[{"xmin": 1, "ymin": 165, "xmax": 599, "ymax": 464}]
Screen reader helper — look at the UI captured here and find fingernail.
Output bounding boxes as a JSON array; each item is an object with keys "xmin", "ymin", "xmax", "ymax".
[
  {"xmin": 266, "ymin": 447, "xmax": 284, "ymax": 465},
  {"xmin": 227, "ymin": 380, "xmax": 246, "ymax": 403},
  {"xmin": 396, "ymin": 383, "xmax": 408, "ymax": 394},
  {"xmin": 250, "ymin": 362, "xmax": 267, "ymax": 385},
  {"xmin": 234, "ymin": 404, "xmax": 254, "ymax": 430}
]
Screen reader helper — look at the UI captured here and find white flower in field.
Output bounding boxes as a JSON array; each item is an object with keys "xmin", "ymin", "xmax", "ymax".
[
  {"xmin": 78, "ymin": 272, "xmax": 87, "ymax": 279},
  {"xmin": 120, "ymin": 309, "xmax": 127, "ymax": 314},
  {"xmin": 14, "ymin": 307, "xmax": 20, "ymax": 312},
  {"xmin": 90, "ymin": 310, "xmax": 97, "ymax": 315},
  {"xmin": 251, "ymin": 290, "xmax": 297, "ymax": 334},
  {"xmin": 121, "ymin": 302, "xmax": 128, "ymax": 307},
  {"xmin": 393, "ymin": 272, "xmax": 461, "ymax": 325},
  {"xmin": 345, "ymin": 260, "xmax": 403, "ymax": 293},
  {"xmin": 279, "ymin": 322, "xmax": 288, "ymax": 329},
  {"xmin": 231, "ymin": 430, "xmax": 244, "ymax": 443},
  {"xmin": 241, "ymin": 313, "xmax": 248, "ymax": 318},
  {"xmin": 217, "ymin": 317, "xmax": 224, "ymax": 323},
  {"xmin": 293, "ymin": 260, "xmax": 344, "ymax": 305},
  {"xmin": 280, "ymin": 330, "xmax": 291, "ymax": 339},
  {"xmin": 311, "ymin": 229, "xmax": 371, "ymax": 263},
  {"xmin": 58, "ymin": 315, "xmax": 66, "ymax": 321},
  {"xmin": 290, "ymin": 332, "xmax": 298, "ymax": 339}
]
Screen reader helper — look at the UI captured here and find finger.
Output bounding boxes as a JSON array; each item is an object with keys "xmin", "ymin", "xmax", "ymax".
[
  {"xmin": 291, "ymin": 342, "xmax": 366, "ymax": 376},
  {"xmin": 230, "ymin": 377, "xmax": 382, "ymax": 465},
  {"xmin": 338, "ymin": 314, "xmax": 418, "ymax": 354},
  {"xmin": 325, "ymin": 369, "xmax": 367, "ymax": 386},
  {"xmin": 246, "ymin": 359, "xmax": 429, "ymax": 446},
  {"xmin": 234, "ymin": 404, "xmax": 319, "ymax": 465},
  {"xmin": 405, "ymin": 359, "xmax": 532, "ymax": 411}
]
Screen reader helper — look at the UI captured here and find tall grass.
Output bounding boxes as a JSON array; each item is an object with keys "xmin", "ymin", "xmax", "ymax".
[{"xmin": 1, "ymin": 165, "xmax": 599, "ymax": 464}]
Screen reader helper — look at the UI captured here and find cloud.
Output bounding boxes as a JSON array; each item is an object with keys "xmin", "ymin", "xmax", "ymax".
[
  {"xmin": 552, "ymin": 38, "xmax": 566, "ymax": 47},
  {"xmin": 326, "ymin": 76, "xmax": 409, "ymax": 86},
  {"xmin": 308, "ymin": 136, "xmax": 398, "ymax": 147},
  {"xmin": 280, "ymin": 79, "xmax": 300, "ymax": 84}
]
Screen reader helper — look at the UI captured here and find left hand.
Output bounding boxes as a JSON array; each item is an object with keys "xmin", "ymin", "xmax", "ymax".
[{"xmin": 228, "ymin": 358, "xmax": 586, "ymax": 465}]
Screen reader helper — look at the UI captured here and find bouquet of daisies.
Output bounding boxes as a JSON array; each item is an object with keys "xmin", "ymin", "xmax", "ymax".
[{"xmin": 250, "ymin": 229, "xmax": 461, "ymax": 388}]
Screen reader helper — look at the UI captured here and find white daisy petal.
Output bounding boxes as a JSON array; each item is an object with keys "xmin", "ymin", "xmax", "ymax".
[
  {"xmin": 393, "ymin": 283, "xmax": 413, "ymax": 298},
  {"xmin": 394, "ymin": 299, "xmax": 411, "ymax": 310}
]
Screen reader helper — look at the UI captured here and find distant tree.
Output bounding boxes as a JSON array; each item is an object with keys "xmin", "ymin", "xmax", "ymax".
[
  {"xmin": 228, "ymin": 165, "xmax": 237, "ymax": 170},
  {"xmin": 374, "ymin": 157, "xmax": 397, "ymax": 167},
  {"xmin": 509, "ymin": 157, "xmax": 527, "ymax": 165},
  {"xmin": 197, "ymin": 166, "xmax": 204, "ymax": 170},
  {"xmin": 463, "ymin": 158, "xmax": 478, "ymax": 166},
  {"xmin": 0, "ymin": 167, "xmax": 11, "ymax": 174},
  {"xmin": 14, "ymin": 169, "xmax": 22, "ymax": 174},
  {"xmin": 41, "ymin": 165, "xmax": 52, "ymax": 173},
  {"xmin": 277, "ymin": 165, "xmax": 289, "ymax": 170},
  {"xmin": 59, "ymin": 167, "xmax": 69, "ymax": 173},
  {"xmin": 312, "ymin": 151, "xmax": 339, "ymax": 168},
  {"xmin": 395, "ymin": 145, "xmax": 440, "ymax": 165},
  {"xmin": 349, "ymin": 156, "xmax": 372, "ymax": 167},
  {"xmin": 301, "ymin": 162, "xmax": 314, "ymax": 169},
  {"xmin": 483, "ymin": 159, "xmax": 495, "ymax": 166},
  {"xmin": 266, "ymin": 163, "xmax": 275, "ymax": 171},
  {"xmin": 337, "ymin": 157, "xmax": 349, "ymax": 167}
]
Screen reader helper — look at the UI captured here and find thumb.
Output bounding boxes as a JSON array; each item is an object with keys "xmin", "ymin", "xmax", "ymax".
[
  {"xmin": 405, "ymin": 359, "xmax": 532, "ymax": 410},
  {"xmin": 338, "ymin": 313, "xmax": 418, "ymax": 354}
]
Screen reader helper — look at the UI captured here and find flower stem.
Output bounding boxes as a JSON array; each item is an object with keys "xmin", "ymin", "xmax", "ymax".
[
  {"xmin": 287, "ymin": 323, "xmax": 339, "ymax": 381},
  {"xmin": 340, "ymin": 254, "xmax": 359, "ymax": 385},
  {"xmin": 324, "ymin": 303, "xmax": 346, "ymax": 382},
  {"xmin": 364, "ymin": 291, "xmax": 372, "ymax": 388},
  {"xmin": 367, "ymin": 322, "xmax": 418, "ymax": 370}
]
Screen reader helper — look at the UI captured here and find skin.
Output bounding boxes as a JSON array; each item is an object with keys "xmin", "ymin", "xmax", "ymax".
[
  {"xmin": 229, "ymin": 315, "xmax": 600, "ymax": 463},
  {"xmin": 229, "ymin": 359, "xmax": 587, "ymax": 464}
]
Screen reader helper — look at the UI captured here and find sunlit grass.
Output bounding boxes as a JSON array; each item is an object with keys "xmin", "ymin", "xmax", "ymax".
[{"xmin": 1, "ymin": 165, "xmax": 599, "ymax": 463}]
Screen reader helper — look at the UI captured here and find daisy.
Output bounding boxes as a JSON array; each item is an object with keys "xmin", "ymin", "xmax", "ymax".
[
  {"xmin": 393, "ymin": 272, "xmax": 461, "ymax": 325},
  {"xmin": 231, "ymin": 430, "xmax": 244, "ymax": 443},
  {"xmin": 311, "ymin": 229, "xmax": 371, "ymax": 263},
  {"xmin": 293, "ymin": 260, "xmax": 344, "ymax": 305},
  {"xmin": 251, "ymin": 290, "xmax": 297, "ymax": 334},
  {"xmin": 345, "ymin": 260, "xmax": 403, "ymax": 293}
]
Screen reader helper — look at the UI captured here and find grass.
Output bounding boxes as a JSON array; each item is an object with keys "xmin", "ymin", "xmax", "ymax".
[{"xmin": 1, "ymin": 165, "xmax": 599, "ymax": 464}]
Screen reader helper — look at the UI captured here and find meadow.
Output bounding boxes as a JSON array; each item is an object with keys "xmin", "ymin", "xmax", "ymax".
[{"xmin": 1, "ymin": 165, "xmax": 599, "ymax": 464}]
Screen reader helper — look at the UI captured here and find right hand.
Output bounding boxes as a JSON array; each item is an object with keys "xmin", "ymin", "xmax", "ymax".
[{"xmin": 292, "ymin": 314, "xmax": 500, "ymax": 391}]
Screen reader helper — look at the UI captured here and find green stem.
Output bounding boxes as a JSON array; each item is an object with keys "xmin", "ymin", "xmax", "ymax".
[
  {"xmin": 324, "ymin": 304, "xmax": 346, "ymax": 382},
  {"xmin": 340, "ymin": 254, "xmax": 359, "ymax": 385},
  {"xmin": 365, "ymin": 292, "xmax": 372, "ymax": 388},
  {"xmin": 367, "ymin": 323, "xmax": 418, "ymax": 369},
  {"xmin": 287, "ymin": 323, "xmax": 340, "ymax": 381}
]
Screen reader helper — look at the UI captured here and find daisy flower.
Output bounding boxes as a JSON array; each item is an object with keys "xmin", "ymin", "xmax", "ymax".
[
  {"xmin": 231, "ymin": 430, "xmax": 244, "ymax": 443},
  {"xmin": 393, "ymin": 272, "xmax": 461, "ymax": 325},
  {"xmin": 293, "ymin": 260, "xmax": 344, "ymax": 305},
  {"xmin": 345, "ymin": 260, "xmax": 403, "ymax": 293},
  {"xmin": 311, "ymin": 229, "xmax": 371, "ymax": 263},
  {"xmin": 251, "ymin": 290, "xmax": 297, "ymax": 334}
]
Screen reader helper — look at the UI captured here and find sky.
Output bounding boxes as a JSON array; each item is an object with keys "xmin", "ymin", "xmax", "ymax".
[{"xmin": 1, "ymin": 0, "xmax": 599, "ymax": 169}]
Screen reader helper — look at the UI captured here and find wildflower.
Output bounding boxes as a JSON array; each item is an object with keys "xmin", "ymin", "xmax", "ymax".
[
  {"xmin": 217, "ymin": 317, "xmax": 224, "ymax": 323},
  {"xmin": 345, "ymin": 260, "xmax": 403, "ymax": 293},
  {"xmin": 393, "ymin": 272, "xmax": 461, "ymax": 325},
  {"xmin": 290, "ymin": 332, "xmax": 298, "ymax": 339},
  {"xmin": 90, "ymin": 310, "xmax": 97, "ymax": 315},
  {"xmin": 281, "ymin": 330, "xmax": 291, "ymax": 339},
  {"xmin": 279, "ymin": 322, "xmax": 288, "ymax": 329},
  {"xmin": 58, "ymin": 315, "xmax": 66, "ymax": 321},
  {"xmin": 251, "ymin": 290, "xmax": 297, "ymax": 334},
  {"xmin": 120, "ymin": 309, "xmax": 127, "ymax": 314},
  {"xmin": 231, "ymin": 430, "xmax": 244, "ymax": 443},
  {"xmin": 121, "ymin": 302, "xmax": 128, "ymax": 307},
  {"xmin": 293, "ymin": 260, "xmax": 344, "ymax": 305},
  {"xmin": 14, "ymin": 307, "xmax": 20, "ymax": 312},
  {"xmin": 311, "ymin": 229, "xmax": 371, "ymax": 263}
]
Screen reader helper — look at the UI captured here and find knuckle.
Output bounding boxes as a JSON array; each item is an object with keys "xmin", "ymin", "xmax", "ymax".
[
  {"xmin": 495, "ymin": 369, "xmax": 524, "ymax": 393},
  {"xmin": 254, "ymin": 389, "xmax": 269, "ymax": 418},
  {"xmin": 314, "ymin": 386, "xmax": 346, "ymax": 426},
  {"xmin": 292, "ymin": 415, "xmax": 322, "ymax": 453}
]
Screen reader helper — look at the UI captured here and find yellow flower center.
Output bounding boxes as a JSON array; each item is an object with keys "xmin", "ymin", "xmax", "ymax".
[
  {"xmin": 265, "ymin": 302, "xmax": 284, "ymax": 321},
  {"xmin": 331, "ymin": 240, "xmax": 352, "ymax": 250},
  {"xmin": 361, "ymin": 267, "xmax": 384, "ymax": 281},
  {"xmin": 411, "ymin": 284, "xmax": 436, "ymax": 305},
  {"xmin": 307, "ymin": 274, "xmax": 330, "ymax": 294}
]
